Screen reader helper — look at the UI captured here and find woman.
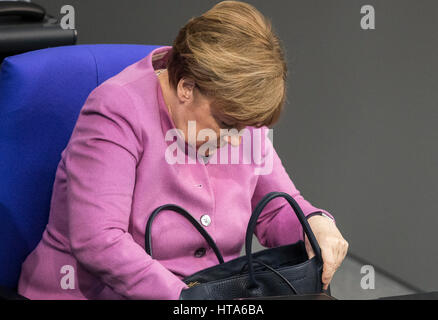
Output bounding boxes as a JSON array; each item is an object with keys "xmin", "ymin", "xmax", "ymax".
[{"xmin": 18, "ymin": 1, "xmax": 348, "ymax": 299}]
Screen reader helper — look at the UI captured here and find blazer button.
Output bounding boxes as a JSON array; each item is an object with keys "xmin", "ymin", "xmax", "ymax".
[
  {"xmin": 200, "ymin": 214, "xmax": 211, "ymax": 227},
  {"xmin": 194, "ymin": 247, "xmax": 206, "ymax": 258}
]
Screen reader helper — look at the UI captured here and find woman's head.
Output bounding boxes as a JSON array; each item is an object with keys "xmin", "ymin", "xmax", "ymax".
[{"xmin": 166, "ymin": 0, "xmax": 287, "ymax": 131}]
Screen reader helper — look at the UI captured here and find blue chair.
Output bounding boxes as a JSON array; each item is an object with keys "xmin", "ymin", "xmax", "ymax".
[{"xmin": 0, "ymin": 44, "xmax": 161, "ymax": 297}]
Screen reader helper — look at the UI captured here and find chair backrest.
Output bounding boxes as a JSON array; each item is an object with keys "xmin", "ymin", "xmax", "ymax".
[{"xmin": 0, "ymin": 44, "xmax": 160, "ymax": 288}]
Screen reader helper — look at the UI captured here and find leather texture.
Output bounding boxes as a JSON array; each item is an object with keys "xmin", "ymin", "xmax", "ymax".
[
  {"xmin": 145, "ymin": 192, "xmax": 324, "ymax": 300},
  {"xmin": 0, "ymin": 1, "xmax": 46, "ymax": 21},
  {"xmin": 0, "ymin": 2, "xmax": 76, "ymax": 59}
]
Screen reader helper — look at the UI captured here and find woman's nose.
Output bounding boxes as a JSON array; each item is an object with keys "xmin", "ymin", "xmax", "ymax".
[{"xmin": 225, "ymin": 135, "xmax": 242, "ymax": 147}]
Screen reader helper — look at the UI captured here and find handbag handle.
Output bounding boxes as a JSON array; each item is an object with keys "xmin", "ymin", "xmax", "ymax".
[
  {"xmin": 145, "ymin": 204, "xmax": 225, "ymax": 264},
  {"xmin": 241, "ymin": 258, "xmax": 299, "ymax": 294},
  {"xmin": 245, "ymin": 192, "xmax": 323, "ymax": 289}
]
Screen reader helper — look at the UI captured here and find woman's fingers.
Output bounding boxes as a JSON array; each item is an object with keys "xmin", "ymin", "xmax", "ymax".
[
  {"xmin": 305, "ymin": 215, "xmax": 349, "ymax": 290},
  {"xmin": 305, "ymin": 234, "xmax": 339, "ymax": 289},
  {"xmin": 321, "ymin": 245, "xmax": 338, "ymax": 289},
  {"xmin": 321, "ymin": 237, "xmax": 349, "ymax": 289}
]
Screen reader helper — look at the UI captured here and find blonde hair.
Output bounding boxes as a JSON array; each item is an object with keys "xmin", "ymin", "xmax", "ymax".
[{"xmin": 167, "ymin": 0, "xmax": 287, "ymax": 128}]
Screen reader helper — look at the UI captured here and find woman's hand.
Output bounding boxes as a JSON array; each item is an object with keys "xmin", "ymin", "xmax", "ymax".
[{"xmin": 304, "ymin": 215, "xmax": 349, "ymax": 290}]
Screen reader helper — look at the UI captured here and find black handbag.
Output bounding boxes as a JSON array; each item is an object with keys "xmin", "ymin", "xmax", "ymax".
[{"xmin": 145, "ymin": 191, "xmax": 324, "ymax": 300}]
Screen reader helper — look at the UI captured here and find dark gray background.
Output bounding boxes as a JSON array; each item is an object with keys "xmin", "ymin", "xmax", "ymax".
[{"xmin": 33, "ymin": 0, "xmax": 438, "ymax": 291}]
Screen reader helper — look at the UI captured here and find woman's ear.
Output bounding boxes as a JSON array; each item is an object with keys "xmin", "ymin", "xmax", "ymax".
[{"xmin": 177, "ymin": 77, "xmax": 196, "ymax": 102}]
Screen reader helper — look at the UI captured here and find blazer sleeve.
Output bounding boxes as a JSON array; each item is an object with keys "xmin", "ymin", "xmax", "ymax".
[
  {"xmin": 251, "ymin": 128, "xmax": 335, "ymax": 248},
  {"xmin": 64, "ymin": 83, "xmax": 188, "ymax": 299}
]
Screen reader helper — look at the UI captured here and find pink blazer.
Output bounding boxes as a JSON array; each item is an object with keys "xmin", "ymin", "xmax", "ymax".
[{"xmin": 17, "ymin": 46, "xmax": 334, "ymax": 300}]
